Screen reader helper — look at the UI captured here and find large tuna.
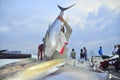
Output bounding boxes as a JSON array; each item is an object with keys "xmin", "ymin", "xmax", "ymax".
[{"xmin": 44, "ymin": 4, "xmax": 75, "ymax": 59}]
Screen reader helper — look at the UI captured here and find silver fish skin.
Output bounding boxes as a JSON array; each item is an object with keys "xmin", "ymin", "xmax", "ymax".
[{"xmin": 44, "ymin": 4, "xmax": 75, "ymax": 59}]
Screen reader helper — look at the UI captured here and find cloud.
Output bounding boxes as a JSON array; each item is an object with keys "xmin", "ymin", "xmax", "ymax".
[
  {"xmin": 68, "ymin": 0, "xmax": 120, "ymax": 29},
  {"xmin": 84, "ymin": 5, "xmax": 120, "ymax": 33},
  {"xmin": 0, "ymin": 24, "xmax": 10, "ymax": 32},
  {"xmin": 0, "ymin": 20, "xmax": 11, "ymax": 33},
  {"xmin": 75, "ymin": 0, "xmax": 120, "ymax": 15}
]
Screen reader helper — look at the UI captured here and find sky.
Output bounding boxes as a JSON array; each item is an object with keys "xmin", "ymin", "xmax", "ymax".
[{"xmin": 0, "ymin": 0, "xmax": 120, "ymax": 57}]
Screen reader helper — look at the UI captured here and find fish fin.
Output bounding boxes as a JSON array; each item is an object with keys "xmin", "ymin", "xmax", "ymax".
[
  {"xmin": 59, "ymin": 42, "xmax": 68, "ymax": 54},
  {"xmin": 60, "ymin": 46, "xmax": 65, "ymax": 54}
]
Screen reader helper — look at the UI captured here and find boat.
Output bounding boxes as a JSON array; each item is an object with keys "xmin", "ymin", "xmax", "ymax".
[{"xmin": 0, "ymin": 50, "xmax": 31, "ymax": 59}]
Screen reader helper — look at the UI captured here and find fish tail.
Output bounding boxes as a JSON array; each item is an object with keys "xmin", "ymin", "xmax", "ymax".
[{"xmin": 57, "ymin": 4, "xmax": 75, "ymax": 12}]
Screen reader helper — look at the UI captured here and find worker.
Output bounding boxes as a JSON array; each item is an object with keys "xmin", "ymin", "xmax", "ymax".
[
  {"xmin": 83, "ymin": 47, "xmax": 87, "ymax": 61},
  {"xmin": 58, "ymin": 16, "xmax": 72, "ymax": 42},
  {"xmin": 80, "ymin": 49, "xmax": 84, "ymax": 63},
  {"xmin": 38, "ymin": 38, "xmax": 45, "ymax": 60},
  {"xmin": 98, "ymin": 46, "xmax": 103, "ymax": 56},
  {"xmin": 117, "ymin": 44, "xmax": 120, "ymax": 58},
  {"xmin": 112, "ymin": 45, "xmax": 118, "ymax": 55},
  {"xmin": 71, "ymin": 48, "xmax": 76, "ymax": 59}
]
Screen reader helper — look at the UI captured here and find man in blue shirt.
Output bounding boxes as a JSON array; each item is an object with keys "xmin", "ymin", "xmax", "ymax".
[{"xmin": 98, "ymin": 46, "xmax": 103, "ymax": 56}]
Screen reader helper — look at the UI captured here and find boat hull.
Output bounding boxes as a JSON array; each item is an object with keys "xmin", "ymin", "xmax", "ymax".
[{"xmin": 0, "ymin": 53, "xmax": 31, "ymax": 59}]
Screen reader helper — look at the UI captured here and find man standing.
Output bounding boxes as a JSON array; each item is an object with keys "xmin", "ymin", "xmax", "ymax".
[
  {"xmin": 38, "ymin": 44, "xmax": 44, "ymax": 60},
  {"xmin": 71, "ymin": 48, "xmax": 76, "ymax": 59},
  {"xmin": 80, "ymin": 49, "xmax": 84, "ymax": 63},
  {"xmin": 98, "ymin": 46, "xmax": 103, "ymax": 56},
  {"xmin": 112, "ymin": 45, "xmax": 118, "ymax": 55},
  {"xmin": 117, "ymin": 44, "xmax": 120, "ymax": 58},
  {"xmin": 38, "ymin": 38, "xmax": 45, "ymax": 60},
  {"xmin": 83, "ymin": 47, "xmax": 87, "ymax": 61}
]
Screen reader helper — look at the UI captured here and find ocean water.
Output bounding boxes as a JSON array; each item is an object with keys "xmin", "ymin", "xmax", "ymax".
[
  {"xmin": 0, "ymin": 59, "xmax": 22, "ymax": 67},
  {"xmin": 0, "ymin": 54, "xmax": 37, "ymax": 67}
]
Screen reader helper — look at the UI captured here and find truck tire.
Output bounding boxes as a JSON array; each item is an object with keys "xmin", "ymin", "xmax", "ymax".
[
  {"xmin": 102, "ymin": 64, "xmax": 108, "ymax": 69},
  {"xmin": 115, "ymin": 61, "xmax": 120, "ymax": 71}
]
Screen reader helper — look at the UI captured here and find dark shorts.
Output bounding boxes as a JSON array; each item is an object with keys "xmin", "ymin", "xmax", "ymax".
[
  {"xmin": 72, "ymin": 56, "xmax": 75, "ymax": 59},
  {"xmin": 81, "ymin": 54, "xmax": 84, "ymax": 58}
]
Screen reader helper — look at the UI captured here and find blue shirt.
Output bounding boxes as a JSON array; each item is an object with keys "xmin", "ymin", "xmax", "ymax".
[{"xmin": 98, "ymin": 49, "xmax": 103, "ymax": 56}]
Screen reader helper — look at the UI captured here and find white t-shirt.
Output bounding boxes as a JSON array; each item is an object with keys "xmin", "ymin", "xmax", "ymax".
[{"xmin": 112, "ymin": 48, "xmax": 118, "ymax": 54}]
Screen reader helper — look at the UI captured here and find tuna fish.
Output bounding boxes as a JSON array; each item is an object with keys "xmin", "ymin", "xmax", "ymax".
[{"xmin": 44, "ymin": 4, "xmax": 75, "ymax": 59}]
